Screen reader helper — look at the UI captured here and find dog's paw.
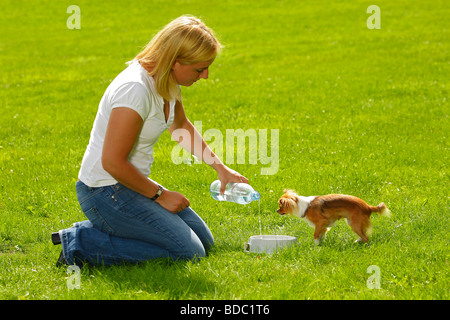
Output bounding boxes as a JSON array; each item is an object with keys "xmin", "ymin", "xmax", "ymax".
[{"xmin": 354, "ymin": 238, "xmax": 369, "ymax": 245}]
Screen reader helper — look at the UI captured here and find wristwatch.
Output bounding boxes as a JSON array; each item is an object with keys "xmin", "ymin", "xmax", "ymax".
[{"xmin": 151, "ymin": 185, "xmax": 164, "ymax": 201}]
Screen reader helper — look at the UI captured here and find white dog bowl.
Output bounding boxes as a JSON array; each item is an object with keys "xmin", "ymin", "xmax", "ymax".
[{"xmin": 244, "ymin": 235, "xmax": 298, "ymax": 254}]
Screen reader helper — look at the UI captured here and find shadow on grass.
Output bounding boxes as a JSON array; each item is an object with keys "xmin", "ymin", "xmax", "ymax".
[{"xmin": 72, "ymin": 255, "xmax": 218, "ymax": 299}]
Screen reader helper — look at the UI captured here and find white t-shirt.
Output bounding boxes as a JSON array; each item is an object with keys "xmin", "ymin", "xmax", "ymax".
[{"xmin": 78, "ymin": 60, "xmax": 176, "ymax": 187}]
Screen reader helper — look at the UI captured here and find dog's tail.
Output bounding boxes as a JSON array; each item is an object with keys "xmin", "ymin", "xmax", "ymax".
[{"xmin": 370, "ymin": 202, "xmax": 392, "ymax": 218}]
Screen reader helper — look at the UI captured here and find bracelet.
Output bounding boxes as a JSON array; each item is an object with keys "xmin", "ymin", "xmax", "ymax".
[{"xmin": 151, "ymin": 185, "xmax": 163, "ymax": 201}]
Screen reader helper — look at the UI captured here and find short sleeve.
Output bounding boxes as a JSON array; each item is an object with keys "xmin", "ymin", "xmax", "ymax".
[{"xmin": 110, "ymin": 82, "xmax": 151, "ymax": 121}]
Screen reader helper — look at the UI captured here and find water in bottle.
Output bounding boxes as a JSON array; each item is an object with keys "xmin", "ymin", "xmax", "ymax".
[{"xmin": 209, "ymin": 180, "xmax": 260, "ymax": 205}]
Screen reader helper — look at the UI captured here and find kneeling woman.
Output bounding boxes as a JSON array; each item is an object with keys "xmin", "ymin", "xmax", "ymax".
[{"xmin": 53, "ymin": 15, "xmax": 248, "ymax": 266}]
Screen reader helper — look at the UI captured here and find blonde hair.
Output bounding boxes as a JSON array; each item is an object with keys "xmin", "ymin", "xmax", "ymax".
[{"xmin": 134, "ymin": 15, "xmax": 222, "ymax": 102}]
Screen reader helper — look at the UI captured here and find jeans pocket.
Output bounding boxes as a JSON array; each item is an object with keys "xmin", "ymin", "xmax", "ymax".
[
  {"xmin": 76, "ymin": 183, "xmax": 105, "ymax": 205},
  {"xmin": 83, "ymin": 206, "xmax": 114, "ymax": 235},
  {"xmin": 110, "ymin": 183, "xmax": 139, "ymax": 208}
]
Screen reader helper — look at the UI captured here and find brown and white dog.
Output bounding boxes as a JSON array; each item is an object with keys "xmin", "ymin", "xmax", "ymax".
[{"xmin": 277, "ymin": 189, "xmax": 391, "ymax": 244}]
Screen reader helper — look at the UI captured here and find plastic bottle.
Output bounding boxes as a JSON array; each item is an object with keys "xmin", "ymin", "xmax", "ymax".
[{"xmin": 209, "ymin": 180, "xmax": 260, "ymax": 205}]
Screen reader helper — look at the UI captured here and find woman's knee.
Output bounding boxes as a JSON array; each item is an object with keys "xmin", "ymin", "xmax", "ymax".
[
  {"xmin": 177, "ymin": 207, "xmax": 214, "ymax": 252},
  {"xmin": 179, "ymin": 232, "xmax": 207, "ymax": 261},
  {"xmin": 184, "ymin": 247, "xmax": 206, "ymax": 261}
]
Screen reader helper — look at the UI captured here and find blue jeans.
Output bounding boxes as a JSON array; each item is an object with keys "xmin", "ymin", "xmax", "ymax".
[{"xmin": 60, "ymin": 181, "xmax": 214, "ymax": 266}]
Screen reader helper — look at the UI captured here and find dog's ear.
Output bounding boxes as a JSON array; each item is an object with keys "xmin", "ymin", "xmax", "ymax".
[{"xmin": 283, "ymin": 189, "xmax": 298, "ymax": 201}]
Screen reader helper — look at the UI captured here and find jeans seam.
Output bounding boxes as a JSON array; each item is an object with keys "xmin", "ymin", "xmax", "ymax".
[
  {"xmin": 61, "ymin": 231, "xmax": 70, "ymax": 264},
  {"xmin": 90, "ymin": 206, "xmax": 115, "ymax": 235}
]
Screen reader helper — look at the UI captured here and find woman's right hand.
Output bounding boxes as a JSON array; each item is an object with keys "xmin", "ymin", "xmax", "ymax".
[
  {"xmin": 215, "ymin": 164, "xmax": 249, "ymax": 195},
  {"xmin": 155, "ymin": 189, "xmax": 190, "ymax": 214}
]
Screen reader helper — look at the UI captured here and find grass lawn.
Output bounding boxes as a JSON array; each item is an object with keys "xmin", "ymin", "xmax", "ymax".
[{"xmin": 0, "ymin": 0, "xmax": 448, "ymax": 301}]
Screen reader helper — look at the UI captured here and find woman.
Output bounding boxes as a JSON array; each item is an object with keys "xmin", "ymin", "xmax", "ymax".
[{"xmin": 53, "ymin": 15, "xmax": 248, "ymax": 266}]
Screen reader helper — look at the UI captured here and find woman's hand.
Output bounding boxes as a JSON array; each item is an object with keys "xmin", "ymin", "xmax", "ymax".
[
  {"xmin": 155, "ymin": 189, "xmax": 190, "ymax": 214},
  {"xmin": 215, "ymin": 164, "xmax": 249, "ymax": 195}
]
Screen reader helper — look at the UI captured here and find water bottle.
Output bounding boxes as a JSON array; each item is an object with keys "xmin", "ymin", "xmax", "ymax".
[{"xmin": 209, "ymin": 180, "xmax": 260, "ymax": 205}]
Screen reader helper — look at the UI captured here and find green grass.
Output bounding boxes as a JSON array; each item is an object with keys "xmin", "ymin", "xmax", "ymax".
[{"xmin": 0, "ymin": 0, "xmax": 448, "ymax": 300}]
